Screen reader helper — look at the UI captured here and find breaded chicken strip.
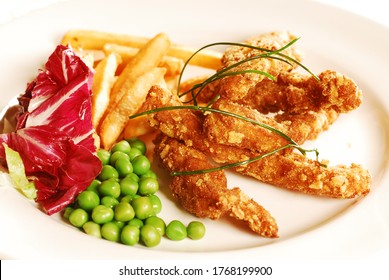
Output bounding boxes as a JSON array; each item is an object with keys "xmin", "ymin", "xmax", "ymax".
[
  {"xmin": 236, "ymin": 151, "xmax": 371, "ymax": 198},
  {"xmin": 207, "ymin": 146, "xmax": 371, "ymax": 199},
  {"xmin": 155, "ymin": 134, "xmax": 278, "ymax": 237},
  {"xmin": 205, "ymin": 70, "xmax": 362, "ymax": 153},
  {"xmin": 239, "ymin": 70, "xmax": 363, "ymax": 114},
  {"xmin": 139, "ymin": 85, "xmax": 205, "ymax": 149},
  {"xmin": 204, "ymin": 99, "xmax": 339, "ymax": 153},
  {"xmin": 219, "ymin": 31, "xmax": 302, "ymax": 100},
  {"xmin": 140, "ymin": 85, "xmax": 371, "ymax": 199}
]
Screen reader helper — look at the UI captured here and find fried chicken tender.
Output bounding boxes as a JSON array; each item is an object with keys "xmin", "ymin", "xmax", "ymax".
[
  {"xmin": 204, "ymin": 69, "xmax": 362, "ymax": 152},
  {"xmin": 139, "ymin": 85, "xmax": 205, "ymax": 149},
  {"xmin": 135, "ymin": 29, "xmax": 372, "ymax": 237},
  {"xmin": 154, "ymin": 134, "xmax": 278, "ymax": 238},
  {"xmin": 204, "ymin": 99, "xmax": 339, "ymax": 153},
  {"xmin": 140, "ymin": 85, "xmax": 371, "ymax": 199},
  {"xmin": 140, "ymin": 86, "xmax": 279, "ymax": 236},
  {"xmin": 236, "ymin": 152, "xmax": 371, "ymax": 199},
  {"xmin": 219, "ymin": 31, "xmax": 302, "ymax": 101},
  {"xmin": 208, "ymin": 147, "xmax": 371, "ymax": 199},
  {"xmin": 239, "ymin": 70, "xmax": 363, "ymax": 114},
  {"xmin": 178, "ymin": 75, "xmax": 220, "ymax": 104}
]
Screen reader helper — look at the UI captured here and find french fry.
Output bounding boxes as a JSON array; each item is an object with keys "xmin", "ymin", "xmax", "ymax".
[
  {"xmin": 103, "ymin": 43, "xmax": 139, "ymax": 60},
  {"xmin": 91, "ymin": 52, "xmax": 121, "ymax": 130},
  {"xmin": 107, "ymin": 33, "xmax": 171, "ymax": 113},
  {"xmin": 61, "ymin": 29, "xmax": 150, "ymax": 50},
  {"xmin": 166, "ymin": 44, "xmax": 222, "ymax": 70},
  {"xmin": 123, "ymin": 114, "xmax": 155, "ymax": 139},
  {"xmin": 61, "ymin": 29, "xmax": 222, "ymax": 69},
  {"xmin": 99, "ymin": 67, "xmax": 166, "ymax": 149},
  {"xmin": 103, "ymin": 43, "xmax": 184, "ymax": 77}
]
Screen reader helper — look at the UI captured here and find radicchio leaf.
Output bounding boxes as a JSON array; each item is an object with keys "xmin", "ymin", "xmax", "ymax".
[{"xmin": 0, "ymin": 45, "xmax": 102, "ymax": 215}]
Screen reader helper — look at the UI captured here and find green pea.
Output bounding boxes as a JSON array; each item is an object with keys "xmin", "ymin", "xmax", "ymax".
[
  {"xmin": 101, "ymin": 196, "xmax": 119, "ymax": 209},
  {"xmin": 166, "ymin": 220, "xmax": 187, "ymax": 241},
  {"xmin": 69, "ymin": 208, "xmax": 89, "ymax": 228},
  {"xmin": 120, "ymin": 195, "xmax": 133, "ymax": 203},
  {"xmin": 125, "ymin": 173, "xmax": 139, "ymax": 182},
  {"xmin": 77, "ymin": 190, "xmax": 100, "ymax": 211},
  {"xmin": 63, "ymin": 206, "xmax": 74, "ymax": 220},
  {"xmin": 121, "ymin": 225, "xmax": 140, "ymax": 246},
  {"xmin": 101, "ymin": 222, "xmax": 120, "ymax": 242},
  {"xmin": 149, "ymin": 194, "xmax": 162, "ymax": 214},
  {"xmin": 110, "ymin": 151, "xmax": 130, "ymax": 166},
  {"xmin": 120, "ymin": 177, "xmax": 138, "ymax": 196},
  {"xmin": 140, "ymin": 170, "xmax": 158, "ymax": 180},
  {"xmin": 127, "ymin": 147, "xmax": 142, "ymax": 161},
  {"xmin": 91, "ymin": 205, "xmax": 114, "ymax": 224},
  {"xmin": 131, "ymin": 196, "xmax": 155, "ymax": 220},
  {"xmin": 112, "ymin": 140, "xmax": 132, "ymax": 155},
  {"xmin": 131, "ymin": 155, "xmax": 151, "ymax": 176},
  {"xmin": 138, "ymin": 177, "xmax": 159, "ymax": 195},
  {"xmin": 145, "ymin": 216, "xmax": 166, "ymax": 236},
  {"xmin": 127, "ymin": 138, "xmax": 147, "ymax": 155},
  {"xmin": 97, "ymin": 149, "xmax": 111, "ymax": 165},
  {"xmin": 187, "ymin": 221, "xmax": 206, "ymax": 240},
  {"xmin": 140, "ymin": 224, "xmax": 161, "ymax": 247},
  {"xmin": 112, "ymin": 220, "xmax": 126, "ymax": 230},
  {"xmin": 98, "ymin": 165, "xmax": 119, "ymax": 181},
  {"xmin": 128, "ymin": 218, "xmax": 144, "ymax": 229},
  {"xmin": 114, "ymin": 202, "xmax": 135, "ymax": 222},
  {"xmin": 98, "ymin": 179, "xmax": 121, "ymax": 198},
  {"xmin": 115, "ymin": 157, "xmax": 133, "ymax": 178},
  {"xmin": 82, "ymin": 221, "xmax": 101, "ymax": 238},
  {"xmin": 86, "ymin": 179, "xmax": 101, "ymax": 194}
]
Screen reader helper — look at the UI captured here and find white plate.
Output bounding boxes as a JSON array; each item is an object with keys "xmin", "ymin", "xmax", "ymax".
[{"xmin": 1, "ymin": 0, "xmax": 389, "ymax": 260}]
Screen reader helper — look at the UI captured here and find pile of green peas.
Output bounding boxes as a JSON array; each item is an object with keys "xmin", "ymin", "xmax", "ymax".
[{"xmin": 63, "ymin": 138, "xmax": 205, "ymax": 247}]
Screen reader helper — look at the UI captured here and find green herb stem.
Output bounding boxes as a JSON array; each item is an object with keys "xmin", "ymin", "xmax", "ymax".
[{"xmin": 171, "ymin": 144, "xmax": 323, "ymax": 176}]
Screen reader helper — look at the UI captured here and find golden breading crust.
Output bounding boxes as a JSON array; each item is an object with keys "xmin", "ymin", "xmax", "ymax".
[
  {"xmin": 219, "ymin": 31, "xmax": 302, "ymax": 100},
  {"xmin": 204, "ymin": 99, "xmax": 339, "ymax": 152},
  {"xmin": 239, "ymin": 70, "xmax": 363, "ymax": 114},
  {"xmin": 236, "ymin": 152, "xmax": 371, "ymax": 198},
  {"xmin": 154, "ymin": 134, "xmax": 279, "ymax": 237},
  {"xmin": 141, "ymin": 85, "xmax": 371, "ymax": 199},
  {"xmin": 137, "ymin": 27, "xmax": 372, "ymax": 238},
  {"xmin": 208, "ymin": 146, "xmax": 371, "ymax": 199}
]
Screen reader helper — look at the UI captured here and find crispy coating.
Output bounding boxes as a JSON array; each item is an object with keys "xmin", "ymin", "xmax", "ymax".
[
  {"xmin": 219, "ymin": 31, "xmax": 302, "ymax": 100},
  {"xmin": 235, "ymin": 151, "xmax": 371, "ymax": 199},
  {"xmin": 154, "ymin": 134, "xmax": 278, "ymax": 237},
  {"xmin": 141, "ymin": 85, "xmax": 371, "ymax": 199},
  {"xmin": 178, "ymin": 75, "xmax": 220, "ymax": 104},
  {"xmin": 136, "ymin": 29, "xmax": 372, "ymax": 238},
  {"xmin": 207, "ymin": 145, "xmax": 371, "ymax": 199},
  {"xmin": 239, "ymin": 70, "xmax": 363, "ymax": 114},
  {"xmin": 204, "ymin": 99, "xmax": 339, "ymax": 153},
  {"xmin": 204, "ymin": 69, "xmax": 362, "ymax": 152},
  {"xmin": 139, "ymin": 85, "xmax": 205, "ymax": 149}
]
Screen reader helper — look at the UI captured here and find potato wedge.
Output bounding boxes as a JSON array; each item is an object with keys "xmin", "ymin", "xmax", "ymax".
[
  {"xmin": 91, "ymin": 52, "xmax": 121, "ymax": 130},
  {"xmin": 99, "ymin": 67, "xmax": 166, "ymax": 149}
]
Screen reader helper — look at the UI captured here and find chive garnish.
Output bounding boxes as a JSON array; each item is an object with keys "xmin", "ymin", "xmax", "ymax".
[{"xmin": 171, "ymin": 144, "xmax": 321, "ymax": 176}]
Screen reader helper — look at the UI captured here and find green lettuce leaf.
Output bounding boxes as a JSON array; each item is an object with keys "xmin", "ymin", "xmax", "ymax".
[{"xmin": 2, "ymin": 143, "xmax": 36, "ymax": 199}]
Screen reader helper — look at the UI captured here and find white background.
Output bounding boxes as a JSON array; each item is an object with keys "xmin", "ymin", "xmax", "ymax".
[{"xmin": 0, "ymin": 0, "xmax": 389, "ymax": 28}]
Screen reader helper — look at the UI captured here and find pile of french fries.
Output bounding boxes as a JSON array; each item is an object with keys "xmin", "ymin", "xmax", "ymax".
[{"xmin": 61, "ymin": 30, "xmax": 222, "ymax": 150}]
